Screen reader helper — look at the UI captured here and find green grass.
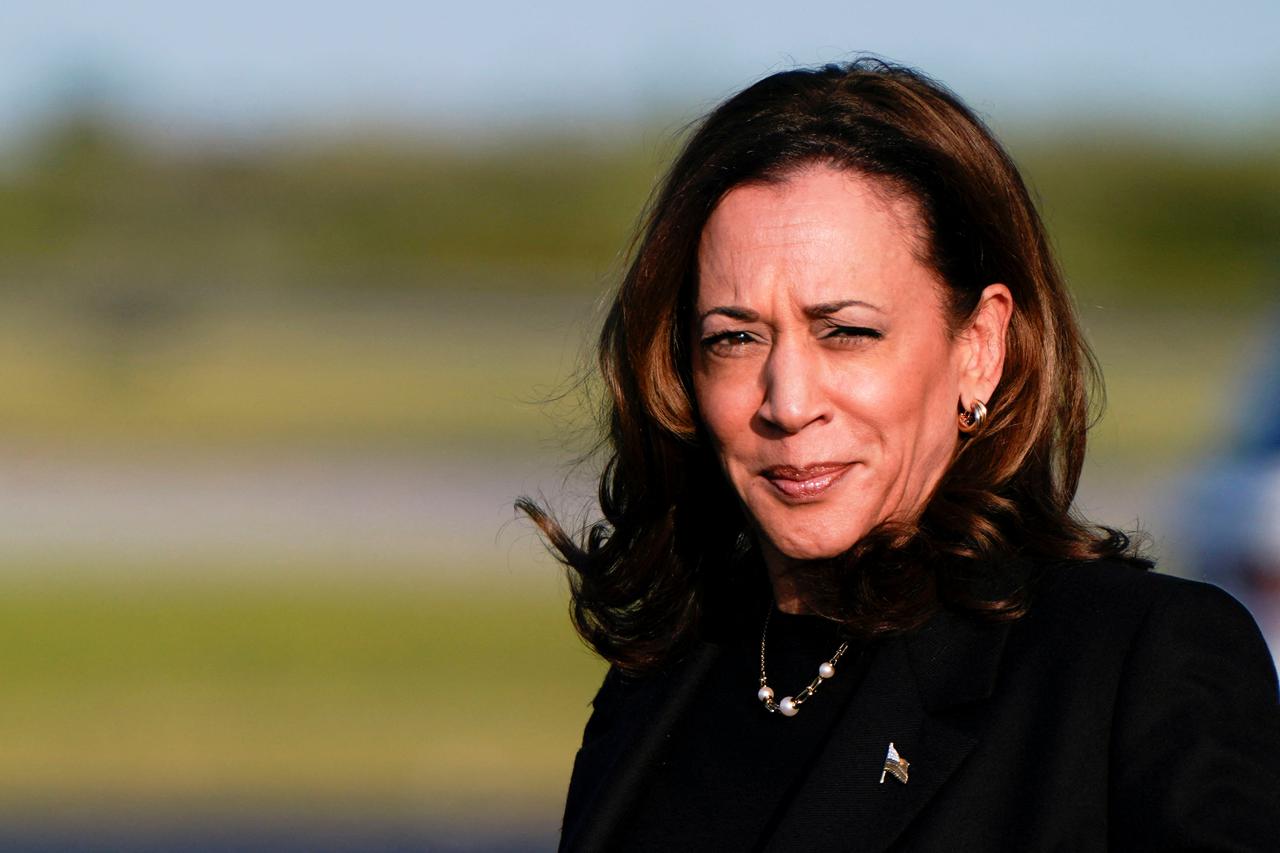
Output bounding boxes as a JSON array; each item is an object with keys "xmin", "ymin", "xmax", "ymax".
[
  {"xmin": 0, "ymin": 563, "xmax": 606, "ymax": 825},
  {"xmin": 1081, "ymin": 307, "xmax": 1253, "ymax": 463},
  {"xmin": 0, "ymin": 293, "xmax": 599, "ymax": 451}
]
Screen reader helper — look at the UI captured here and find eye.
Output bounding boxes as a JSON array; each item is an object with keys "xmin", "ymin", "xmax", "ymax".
[
  {"xmin": 700, "ymin": 330, "xmax": 759, "ymax": 356},
  {"xmin": 822, "ymin": 324, "xmax": 883, "ymax": 343}
]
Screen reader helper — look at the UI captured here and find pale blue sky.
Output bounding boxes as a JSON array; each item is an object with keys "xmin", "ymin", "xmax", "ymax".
[{"xmin": 2, "ymin": 1, "xmax": 1276, "ymax": 138}]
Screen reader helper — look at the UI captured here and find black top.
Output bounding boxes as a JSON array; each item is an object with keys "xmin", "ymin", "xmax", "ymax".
[
  {"xmin": 618, "ymin": 606, "xmax": 868, "ymax": 850},
  {"xmin": 560, "ymin": 561, "xmax": 1280, "ymax": 852}
]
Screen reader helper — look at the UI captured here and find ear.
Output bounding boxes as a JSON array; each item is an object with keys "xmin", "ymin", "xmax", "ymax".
[{"xmin": 955, "ymin": 283, "xmax": 1013, "ymax": 410}]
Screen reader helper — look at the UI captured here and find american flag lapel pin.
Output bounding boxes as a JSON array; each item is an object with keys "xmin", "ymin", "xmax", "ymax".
[{"xmin": 880, "ymin": 741, "xmax": 909, "ymax": 784}]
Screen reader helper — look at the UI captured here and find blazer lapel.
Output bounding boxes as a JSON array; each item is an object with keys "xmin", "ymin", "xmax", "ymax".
[
  {"xmin": 764, "ymin": 609, "xmax": 1010, "ymax": 852},
  {"xmin": 561, "ymin": 640, "xmax": 724, "ymax": 853}
]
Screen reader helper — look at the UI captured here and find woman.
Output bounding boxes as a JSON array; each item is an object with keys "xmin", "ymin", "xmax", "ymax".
[{"xmin": 520, "ymin": 60, "xmax": 1280, "ymax": 851}]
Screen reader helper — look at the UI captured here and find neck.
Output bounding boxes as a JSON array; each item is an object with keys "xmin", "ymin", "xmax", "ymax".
[{"xmin": 760, "ymin": 539, "xmax": 815, "ymax": 615}]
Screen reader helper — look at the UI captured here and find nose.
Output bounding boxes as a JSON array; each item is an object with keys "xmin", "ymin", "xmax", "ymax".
[{"xmin": 756, "ymin": 337, "xmax": 829, "ymax": 435}]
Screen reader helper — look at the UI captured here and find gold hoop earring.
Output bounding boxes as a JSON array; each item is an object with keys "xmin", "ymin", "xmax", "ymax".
[{"xmin": 958, "ymin": 399, "xmax": 988, "ymax": 434}]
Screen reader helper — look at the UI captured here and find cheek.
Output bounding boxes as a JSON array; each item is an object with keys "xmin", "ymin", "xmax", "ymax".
[
  {"xmin": 697, "ymin": 392, "xmax": 752, "ymax": 466},
  {"xmin": 692, "ymin": 366, "xmax": 759, "ymax": 457},
  {"xmin": 845, "ymin": 340, "xmax": 958, "ymax": 447}
]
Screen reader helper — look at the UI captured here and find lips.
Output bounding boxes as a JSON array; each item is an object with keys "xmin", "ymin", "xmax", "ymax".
[{"xmin": 761, "ymin": 462, "xmax": 854, "ymax": 500}]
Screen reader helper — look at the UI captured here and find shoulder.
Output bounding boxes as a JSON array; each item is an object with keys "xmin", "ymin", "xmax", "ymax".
[
  {"xmin": 997, "ymin": 558, "xmax": 1279, "ymax": 729},
  {"xmin": 576, "ymin": 665, "xmax": 656, "ymax": 748},
  {"xmin": 1003, "ymin": 560, "xmax": 1280, "ymax": 847},
  {"xmin": 560, "ymin": 665, "xmax": 659, "ymax": 844},
  {"xmin": 561, "ymin": 647, "xmax": 723, "ymax": 846},
  {"xmin": 1025, "ymin": 559, "xmax": 1274, "ymax": 672},
  {"xmin": 1029, "ymin": 557, "xmax": 1234, "ymax": 611},
  {"xmin": 1042, "ymin": 563, "xmax": 1280, "ymax": 847}
]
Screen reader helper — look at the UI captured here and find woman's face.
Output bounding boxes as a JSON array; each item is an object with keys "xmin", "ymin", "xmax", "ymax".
[{"xmin": 691, "ymin": 165, "xmax": 972, "ymax": 567}]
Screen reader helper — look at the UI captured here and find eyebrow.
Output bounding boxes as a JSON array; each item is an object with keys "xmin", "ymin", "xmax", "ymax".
[
  {"xmin": 698, "ymin": 306, "xmax": 760, "ymax": 323},
  {"xmin": 803, "ymin": 299, "xmax": 885, "ymax": 318},
  {"xmin": 697, "ymin": 299, "xmax": 883, "ymax": 324}
]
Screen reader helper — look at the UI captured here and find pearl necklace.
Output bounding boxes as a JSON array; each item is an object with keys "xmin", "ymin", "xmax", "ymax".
[{"xmin": 756, "ymin": 605, "xmax": 850, "ymax": 717}]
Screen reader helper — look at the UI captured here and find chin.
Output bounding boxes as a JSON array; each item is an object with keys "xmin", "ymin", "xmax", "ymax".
[
  {"xmin": 771, "ymin": 539, "xmax": 858, "ymax": 562},
  {"xmin": 758, "ymin": 516, "xmax": 872, "ymax": 562}
]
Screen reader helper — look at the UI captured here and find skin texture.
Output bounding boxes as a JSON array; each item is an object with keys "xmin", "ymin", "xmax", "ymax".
[{"xmin": 691, "ymin": 165, "xmax": 1012, "ymax": 613}]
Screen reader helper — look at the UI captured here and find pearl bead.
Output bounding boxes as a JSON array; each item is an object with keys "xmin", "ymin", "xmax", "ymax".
[
  {"xmin": 779, "ymin": 696, "xmax": 798, "ymax": 716},
  {"xmin": 757, "ymin": 686, "xmax": 774, "ymax": 703},
  {"xmin": 818, "ymin": 662, "xmax": 836, "ymax": 679}
]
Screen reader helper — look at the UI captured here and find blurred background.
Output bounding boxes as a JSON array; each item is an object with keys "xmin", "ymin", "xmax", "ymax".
[{"xmin": 1, "ymin": 2, "xmax": 1277, "ymax": 850}]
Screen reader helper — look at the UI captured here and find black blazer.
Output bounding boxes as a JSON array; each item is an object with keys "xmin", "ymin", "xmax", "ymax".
[{"xmin": 559, "ymin": 562, "xmax": 1280, "ymax": 851}]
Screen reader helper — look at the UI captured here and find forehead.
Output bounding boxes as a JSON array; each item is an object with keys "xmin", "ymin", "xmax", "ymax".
[{"xmin": 695, "ymin": 166, "xmax": 936, "ymax": 311}]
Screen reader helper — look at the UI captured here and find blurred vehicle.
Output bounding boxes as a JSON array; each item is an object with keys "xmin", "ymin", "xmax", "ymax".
[{"xmin": 1175, "ymin": 304, "xmax": 1280, "ymax": 662}]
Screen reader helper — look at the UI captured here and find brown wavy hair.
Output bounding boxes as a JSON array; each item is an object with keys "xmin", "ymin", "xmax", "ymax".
[{"xmin": 518, "ymin": 59, "xmax": 1149, "ymax": 675}]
